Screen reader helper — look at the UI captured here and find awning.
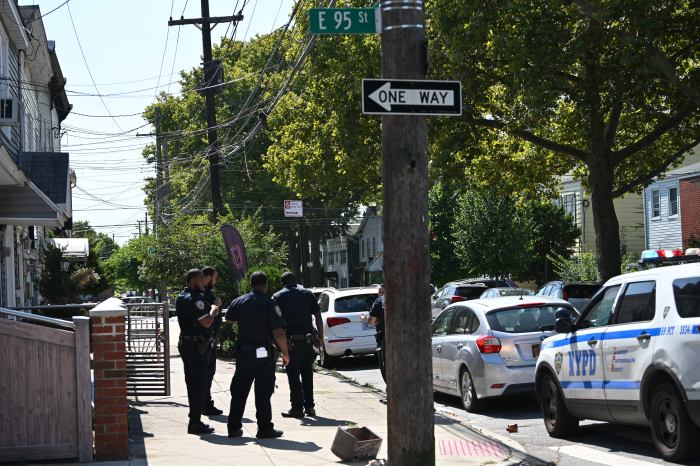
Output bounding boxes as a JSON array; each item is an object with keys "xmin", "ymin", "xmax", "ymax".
[
  {"xmin": 47, "ymin": 238, "xmax": 89, "ymax": 261},
  {"xmin": 365, "ymin": 253, "xmax": 384, "ymax": 272},
  {"xmin": 0, "ymin": 181, "xmax": 68, "ymax": 226}
]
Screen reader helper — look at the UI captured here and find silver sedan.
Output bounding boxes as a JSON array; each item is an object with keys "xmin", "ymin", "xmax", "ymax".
[{"xmin": 431, "ymin": 296, "xmax": 577, "ymax": 412}]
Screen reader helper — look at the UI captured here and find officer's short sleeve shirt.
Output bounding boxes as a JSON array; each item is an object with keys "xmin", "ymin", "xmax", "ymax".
[
  {"xmin": 227, "ymin": 291, "xmax": 284, "ymax": 345},
  {"xmin": 369, "ymin": 296, "xmax": 385, "ymax": 332},
  {"xmin": 273, "ymin": 286, "xmax": 318, "ymax": 335},
  {"xmin": 176, "ymin": 288, "xmax": 210, "ymax": 334}
]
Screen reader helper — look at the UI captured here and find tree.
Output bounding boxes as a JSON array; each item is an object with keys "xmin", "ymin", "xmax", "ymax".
[
  {"xmin": 102, "ymin": 236, "xmax": 151, "ymax": 293},
  {"xmin": 429, "ymin": 0, "xmax": 700, "ymax": 281},
  {"xmin": 38, "ymin": 244, "xmax": 80, "ymax": 305},
  {"xmin": 429, "ymin": 179, "xmax": 463, "ymax": 286},
  {"xmin": 521, "ymin": 202, "xmax": 581, "ymax": 285},
  {"xmin": 452, "ymin": 188, "xmax": 530, "ymax": 278},
  {"xmin": 72, "ymin": 220, "xmax": 118, "ymax": 295}
]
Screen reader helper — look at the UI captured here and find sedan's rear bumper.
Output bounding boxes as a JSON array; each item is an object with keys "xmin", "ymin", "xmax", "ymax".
[
  {"xmin": 324, "ymin": 335, "xmax": 376, "ymax": 357},
  {"xmin": 472, "ymin": 354, "xmax": 537, "ymax": 399}
]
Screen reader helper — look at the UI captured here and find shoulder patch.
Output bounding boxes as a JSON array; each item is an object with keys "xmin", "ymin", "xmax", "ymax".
[{"xmin": 195, "ymin": 300, "xmax": 206, "ymax": 311}]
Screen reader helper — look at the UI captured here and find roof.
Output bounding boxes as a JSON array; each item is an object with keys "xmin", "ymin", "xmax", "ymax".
[
  {"xmin": 48, "ymin": 238, "xmax": 89, "ymax": 261},
  {"xmin": 662, "ymin": 161, "xmax": 700, "ymax": 180},
  {"xmin": 462, "ymin": 295, "xmax": 570, "ymax": 313},
  {"xmin": 325, "ymin": 287, "xmax": 380, "ymax": 297}
]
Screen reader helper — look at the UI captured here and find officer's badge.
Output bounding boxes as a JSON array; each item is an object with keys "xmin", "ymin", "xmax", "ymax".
[
  {"xmin": 195, "ymin": 300, "xmax": 206, "ymax": 311},
  {"xmin": 554, "ymin": 352, "xmax": 563, "ymax": 375},
  {"xmin": 274, "ymin": 305, "xmax": 282, "ymax": 317}
]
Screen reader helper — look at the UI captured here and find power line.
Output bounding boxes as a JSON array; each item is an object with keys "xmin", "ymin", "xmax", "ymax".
[
  {"xmin": 24, "ymin": 0, "xmax": 71, "ymax": 24},
  {"xmin": 66, "ymin": 2, "xmax": 123, "ymax": 132}
]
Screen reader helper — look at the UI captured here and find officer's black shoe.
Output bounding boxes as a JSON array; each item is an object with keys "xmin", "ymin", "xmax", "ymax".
[
  {"xmin": 304, "ymin": 407, "xmax": 316, "ymax": 417},
  {"xmin": 256, "ymin": 429, "xmax": 284, "ymax": 439},
  {"xmin": 187, "ymin": 422, "xmax": 215, "ymax": 435},
  {"xmin": 202, "ymin": 405, "xmax": 224, "ymax": 416},
  {"xmin": 281, "ymin": 409, "xmax": 305, "ymax": 419},
  {"xmin": 227, "ymin": 428, "xmax": 244, "ymax": 438}
]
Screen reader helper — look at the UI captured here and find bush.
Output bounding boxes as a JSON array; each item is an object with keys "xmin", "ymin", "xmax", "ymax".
[{"xmin": 218, "ymin": 320, "xmax": 238, "ymax": 358}]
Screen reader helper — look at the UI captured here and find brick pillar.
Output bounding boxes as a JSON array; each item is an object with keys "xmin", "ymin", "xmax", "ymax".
[
  {"xmin": 89, "ymin": 298, "xmax": 128, "ymax": 460},
  {"xmin": 680, "ymin": 177, "xmax": 700, "ymax": 248}
]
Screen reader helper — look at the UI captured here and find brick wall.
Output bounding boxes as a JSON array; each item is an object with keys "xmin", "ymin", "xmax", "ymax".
[
  {"xmin": 90, "ymin": 300, "xmax": 128, "ymax": 460},
  {"xmin": 680, "ymin": 177, "xmax": 700, "ymax": 248}
]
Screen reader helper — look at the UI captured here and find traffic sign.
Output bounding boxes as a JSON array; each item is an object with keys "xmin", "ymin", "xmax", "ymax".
[
  {"xmin": 284, "ymin": 200, "xmax": 303, "ymax": 218},
  {"xmin": 309, "ymin": 8, "xmax": 380, "ymax": 35},
  {"xmin": 362, "ymin": 79, "xmax": 462, "ymax": 116}
]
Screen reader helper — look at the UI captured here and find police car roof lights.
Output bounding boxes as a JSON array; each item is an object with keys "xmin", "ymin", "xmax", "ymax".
[{"xmin": 639, "ymin": 248, "xmax": 700, "ymax": 268}]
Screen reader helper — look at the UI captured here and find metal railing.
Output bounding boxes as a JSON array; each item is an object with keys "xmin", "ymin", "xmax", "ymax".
[{"xmin": 0, "ymin": 307, "xmax": 77, "ymax": 330}]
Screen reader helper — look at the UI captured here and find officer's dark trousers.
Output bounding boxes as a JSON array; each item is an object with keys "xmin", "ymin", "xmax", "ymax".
[
  {"xmin": 205, "ymin": 347, "xmax": 217, "ymax": 407},
  {"xmin": 178, "ymin": 341, "xmax": 210, "ymax": 424},
  {"xmin": 286, "ymin": 341, "xmax": 315, "ymax": 411},
  {"xmin": 228, "ymin": 353, "xmax": 276, "ymax": 432},
  {"xmin": 376, "ymin": 332, "xmax": 386, "ymax": 384}
]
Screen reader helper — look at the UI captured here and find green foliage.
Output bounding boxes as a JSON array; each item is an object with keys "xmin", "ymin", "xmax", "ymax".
[
  {"xmin": 72, "ymin": 221, "xmax": 118, "ymax": 295},
  {"xmin": 237, "ymin": 266, "xmax": 285, "ymax": 296},
  {"xmin": 452, "ymin": 188, "xmax": 530, "ymax": 279},
  {"xmin": 687, "ymin": 235, "xmax": 700, "ymax": 248},
  {"xmin": 102, "ymin": 236, "xmax": 151, "ymax": 293},
  {"xmin": 218, "ymin": 321, "xmax": 239, "ymax": 358},
  {"xmin": 429, "ymin": 179, "xmax": 464, "ymax": 285},
  {"xmin": 549, "ymin": 252, "xmax": 599, "ymax": 283},
  {"xmin": 38, "ymin": 244, "xmax": 80, "ymax": 305}
]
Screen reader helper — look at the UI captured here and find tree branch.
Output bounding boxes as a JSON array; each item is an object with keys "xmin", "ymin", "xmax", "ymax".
[
  {"xmin": 475, "ymin": 118, "xmax": 590, "ymax": 161},
  {"xmin": 604, "ymin": 100, "xmax": 623, "ymax": 150},
  {"xmin": 612, "ymin": 136, "xmax": 700, "ymax": 198},
  {"xmin": 612, "ymin": 106, "xmax": 697, "ymax": 163}
]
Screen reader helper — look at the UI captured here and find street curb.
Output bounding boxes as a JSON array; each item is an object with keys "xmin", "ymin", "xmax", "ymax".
[{"xmin": 319, "ymin": 368, "xmax": 551, "ymax": 465}]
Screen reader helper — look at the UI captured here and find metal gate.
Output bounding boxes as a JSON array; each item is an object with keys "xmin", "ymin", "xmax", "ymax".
[{"xmin": 125, "ymin": 302, "xmax": 170, "ymax": 396}]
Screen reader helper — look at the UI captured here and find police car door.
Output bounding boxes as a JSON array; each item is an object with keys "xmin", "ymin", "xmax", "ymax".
[
  {"xmin": 561, "ymin": 285, "xmax": 621, "ymax": 421},
  {"xmin": 601, "ymin": 280, "xmax": 657, "ymax": 424}
]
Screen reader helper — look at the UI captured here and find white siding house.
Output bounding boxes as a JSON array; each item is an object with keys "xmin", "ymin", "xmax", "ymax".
[{"xmin": 644, "ymin": 178, "xmax": 682, "ymax": 250}]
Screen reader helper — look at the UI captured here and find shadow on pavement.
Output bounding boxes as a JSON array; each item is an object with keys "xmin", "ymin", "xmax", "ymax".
[
  {"xmin": 301, "ymin": 415, "xmax": 354, "ymax": 427},
  {"xmin": 331, "ymin": 355, "xmax": 379, "ymax": 372},
  {"xmin": 128, "ymin": 405, "xmax": 153, "ymax": 462},
  {"xmin": 434, "ymin": 392, "xmax": 541, "ymax": 421}
]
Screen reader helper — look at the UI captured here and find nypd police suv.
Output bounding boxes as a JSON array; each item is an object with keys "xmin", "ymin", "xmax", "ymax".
[{"xmin": 535, "ymin": 263, "xmax": 700, "ymax": 462}]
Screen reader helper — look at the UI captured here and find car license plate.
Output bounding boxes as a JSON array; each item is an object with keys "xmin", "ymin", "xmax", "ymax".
[
  {"xmin": 532, "ymin": 344, "xmax": 541, "ymax": 358},
  {"xmin": 362, "ymin": 322, "xmax": 372, "ymax": 330}
]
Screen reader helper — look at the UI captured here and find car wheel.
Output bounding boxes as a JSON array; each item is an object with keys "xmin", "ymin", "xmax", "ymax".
[
  {"xmin": 319, "ymin": 346, "xmax": 337, "ymax": 369},
  {"xmin": 540, "ymin": 373, "xmax": 578, "ymax": 437},
  {"xmin": 460, "ymin": 367, "xmax": 483, "ymax": 412},
  {"xmin": 650, "ymin": 383, "xmax": 699, "ymax": 462}
]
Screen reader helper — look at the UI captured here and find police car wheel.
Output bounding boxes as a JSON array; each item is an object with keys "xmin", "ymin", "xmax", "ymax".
[
  {"xmin": 540, "ymin": 373, "xmax": 578, "ymax": 437},
  {"xmin": 650, "ymin": 383, "xmax": 699, "ymax": 462},
  {"xmin": 460, "ymin": 367, "xmax": 482, "ymax": 412}
]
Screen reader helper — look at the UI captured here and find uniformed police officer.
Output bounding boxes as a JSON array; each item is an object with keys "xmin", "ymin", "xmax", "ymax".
[
  {"xmin": 226, "ymin": 271, "xmax": 290, "ymax": 439},
  {"xmin": 176, "ymin": 268, "xmax": 221, "ymax": 435},
  {"xmin": 201, "ymin": 266, "xmax": 224, "ymax": 416},
  {"xmin": 366, "ymin": 285, "xmax": 386, "ymax": 383},
  {"xmin": 274, "ymin": 272, "xmax": 324, "ymax": 419}
]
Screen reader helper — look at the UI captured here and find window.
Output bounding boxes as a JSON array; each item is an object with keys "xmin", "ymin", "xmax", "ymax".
[
  {"xmin": 669, "ymin": 187, "xmax": 679, "ymax": 217},
  {"xmin": 340, "ymin": 277, "xmax": 348, "ymax": 288},
  {"xmin": 340, "ymin": 250, "xmax": 347, "ymax": 264},
  {"xmin": 334, "ymin": 294, "xmax": 377, "ymax": 313},
  {"xmin": 432, "ymin": 309, "xmax": 455, "ymax": 336},
  {"xmin": 449, "ymin": 308, "xmax": 479, "ymax": 335},
  {"xmin": 673, "ymin": 277, "xmax": 700, "ymax": 318},
  {"xmin": 328, "ymin": 251, "xmax": 335, "ymax": 266},
  {"xmin": 486, "ymin": 305, "xmax": 577, "ymax": 333},
  {"xmin": 0, "ymin": 27, "xmax": 9, "ymax": 140},
  {"xmin": 651, "ymin": 189, "xmax": 661, "ymax": 218},
  {"xmin": 558, "ymin": 193, "xmax": 578, "ymax": 224},
  {"xmin": 615, "ymin": 281, "xmax": 656, "ymax": 324},
  {"xmin": 361, "ymin": 240, "xmax": 364, "ymax": 259},
  {"xmin": 372, "ymin": 237, "xmax": 376, "ymax": 257},
  {"xmin": 579, "ymin": 285, "xmax": 621, "ymax": 328}
]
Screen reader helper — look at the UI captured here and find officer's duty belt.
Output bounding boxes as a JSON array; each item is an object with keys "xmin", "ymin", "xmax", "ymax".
[{"xmin": 179, "ymin": 334, "xmax": 200, "ymax": 341}]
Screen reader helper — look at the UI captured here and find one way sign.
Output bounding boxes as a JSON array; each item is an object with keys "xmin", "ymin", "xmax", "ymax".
[{"xmin": 362, "ymin": 79, "xmax": 462, "ymax": 116}]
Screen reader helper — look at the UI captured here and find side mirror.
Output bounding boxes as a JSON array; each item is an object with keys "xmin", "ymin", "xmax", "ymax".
[{"xmin": 555, "ymin": 318, "xmax": 572, "ymax": 334}]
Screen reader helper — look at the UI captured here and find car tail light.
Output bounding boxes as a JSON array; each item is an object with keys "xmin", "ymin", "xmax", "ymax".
[
  {"xmin": 327, "ymin": 317, "xmax": 351, "ymax": 328},
  {"xmin": 562, "ymin": 289, "xmax": 570, "ymax": 301},
  {"xmin": 451, "ymin": 295, "xmax": 466, "ymax": 303},
  {"xmin": 476, "ymin": 336, "xmax": 501, "ymax": 353}
]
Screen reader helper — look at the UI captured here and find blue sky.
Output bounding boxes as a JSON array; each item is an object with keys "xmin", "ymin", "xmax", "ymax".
[{"xmin": 25, "ymin": 0, "xmax": 295, "ymax": 242}]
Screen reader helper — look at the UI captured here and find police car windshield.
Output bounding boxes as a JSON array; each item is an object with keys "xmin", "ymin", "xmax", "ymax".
[
  {"xmin": 486, "ymin": 305, "xmax": 576, "ymax": 333},
  {"xmin": 334, "ymin": 294, "xmax": 378, "ymax": 313}
]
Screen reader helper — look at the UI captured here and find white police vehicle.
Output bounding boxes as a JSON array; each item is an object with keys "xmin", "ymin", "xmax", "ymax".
[{"xmin": 535, "ymin": 262, "xmax": 700, "ymax": 462}]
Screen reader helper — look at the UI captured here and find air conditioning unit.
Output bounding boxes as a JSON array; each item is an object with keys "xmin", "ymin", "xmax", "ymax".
[{"xmin": 0, "ymin": 98, "xmax": 18, "ymax": 126}]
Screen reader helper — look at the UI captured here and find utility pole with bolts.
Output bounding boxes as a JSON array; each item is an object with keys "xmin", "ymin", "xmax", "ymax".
[
  {"xmin": 168, "ymin": 2, "xmax": 244, "ymax": 220},
  {"xmin": 154, "ymin": 108, "xmax": 163, "ymax": 232},
  {"xmin": 381, "ymin": 2, "xmax": 435, "ymax": 466}
]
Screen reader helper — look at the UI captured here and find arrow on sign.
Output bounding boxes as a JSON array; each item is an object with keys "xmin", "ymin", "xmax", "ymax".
[{"xmin": 368, "ymin": 82, "xmax": 456, "ymax": 111}]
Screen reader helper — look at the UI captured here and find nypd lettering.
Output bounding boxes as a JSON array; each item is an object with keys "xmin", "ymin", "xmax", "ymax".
[{"xmin": 568, "ymin": 349, "xmax": 597, "ymax": 377}]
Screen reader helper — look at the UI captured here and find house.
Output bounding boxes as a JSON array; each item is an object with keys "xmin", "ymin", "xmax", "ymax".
[
  {"xmin": 323, "ymin": 227, "xmax": 359, "ymax": 288},
  {"xmin": 556, "ymin": 177, "xmax": 645, "ymax": 257},
  {"xmin": 643, "ymin": 161, "xmax": 700, "ymax": 250},
  {"xmin": 0, "ymin": 3, "xmax": 73, "ymax": 307},
  {"xmin": 356, "ymin": 206, "xmax": 383, "ymax": 284}
]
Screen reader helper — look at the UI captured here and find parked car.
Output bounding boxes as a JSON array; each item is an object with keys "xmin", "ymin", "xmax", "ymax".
[
  {"xmin": 536, "ymin": 263, "xmax": 700, "ymax": 462},
  {"xmin": 317, "ymin": 287, "xmax": 379, "ymax": 368},
  {"xmin": 431, "ymin": 279, "xmax": 515, "ymax": 319},
  {"xmin": 480, "ymin": 288, "xmax": 535, "ymax": 299},
  {"xmin": 121, "ymin": 296, "xmax": 155, "ymax": 305},
  {"xmin": 431, "ymin": 296, "xmax": 577, "ymax": 412},
  {"xmin": 536, "ymin": 281, "xmax": 601, "ymax": 311},
  {"xmin": 308, "ymin": 286, "xmax": 336, "ymax": 300}
]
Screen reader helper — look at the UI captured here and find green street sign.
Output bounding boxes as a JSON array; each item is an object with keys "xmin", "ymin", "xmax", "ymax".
[{"xmin": 309, "ymin": 8, "xmax": 380, "ymax": 35}]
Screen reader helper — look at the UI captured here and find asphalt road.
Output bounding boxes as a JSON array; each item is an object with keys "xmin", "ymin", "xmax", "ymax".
[{"xmin": 334, "ymin": 355, "xmax": 700, "ymax": 466}]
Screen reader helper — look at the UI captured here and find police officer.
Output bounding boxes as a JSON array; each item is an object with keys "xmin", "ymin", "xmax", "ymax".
[
  {"xmin": 367, "ymin": 285, "xmax": 386, "ymax": 383},
  {"xmin": 201, "ymin": 266, "xmax": 224, "ymax": 416},
  {"xmin": 274, "ymin": 272, "xmax": 324, "ymax": 419},
  {"xmin": 176, "ymin": 269, "xmax": 221, "ymax": 435},
  {"xmin": 226, "ymin": 271, "xmax": 290, "ymax": 439}
]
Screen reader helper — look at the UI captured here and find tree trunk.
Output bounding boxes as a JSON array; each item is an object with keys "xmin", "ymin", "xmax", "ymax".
[
  {"xmin": 588, "ymin": 161, "xmax": 622, "ymax": 282},
  {"xmin": 309, "ymin": 225, "xmax": 322, "ymax": 286}
]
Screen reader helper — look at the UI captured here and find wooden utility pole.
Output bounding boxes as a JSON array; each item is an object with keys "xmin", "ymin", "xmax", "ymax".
[
  {"xmin": 154, "ymin": 108, "xmax": 163, "ymax": 232},
  {"xmin": 381, "ymin": 2, "xmax": 434, "ymax": 466},
  {"xmin": 168, "ymin": 2, "xmax": 244, "ymax": 220}
]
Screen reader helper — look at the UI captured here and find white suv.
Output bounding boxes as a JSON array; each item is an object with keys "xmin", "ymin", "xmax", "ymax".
[
  {"xmin": 535, "ymin": 263, "xmax": 700, "ymax": 462},
  {"xmin": 317, "ymin": 287, "xmax": 379, "ymax": 368}
]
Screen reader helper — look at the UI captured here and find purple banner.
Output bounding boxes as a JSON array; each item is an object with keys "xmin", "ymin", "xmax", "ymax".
[{"xmin": 221, "ymin": 224, "xmax": 248, "ymax": 284}]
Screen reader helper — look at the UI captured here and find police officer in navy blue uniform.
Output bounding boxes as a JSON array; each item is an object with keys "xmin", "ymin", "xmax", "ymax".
[
  {"xmin": 274, "ymin": 272, "xmax": 324, "ymax": 419},
  {"xmin": 176, "ymin": 269, "xmax": 221, "ymax": 435},
  {"xmin": 226, "ymin": 271, "xmax": 290, "ymax": 439},
  {"xmin": 367, "ymin": 285, "xmax": 386, "ymax": 383},
  {"xmin": 201, "ymin": 266, "xmax": 224, "ymax": 416}
]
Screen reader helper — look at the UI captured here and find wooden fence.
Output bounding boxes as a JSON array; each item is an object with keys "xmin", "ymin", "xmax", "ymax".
[{"xmin": 0, "ymin": 309, "xmax": 92, "ymax": 463}]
